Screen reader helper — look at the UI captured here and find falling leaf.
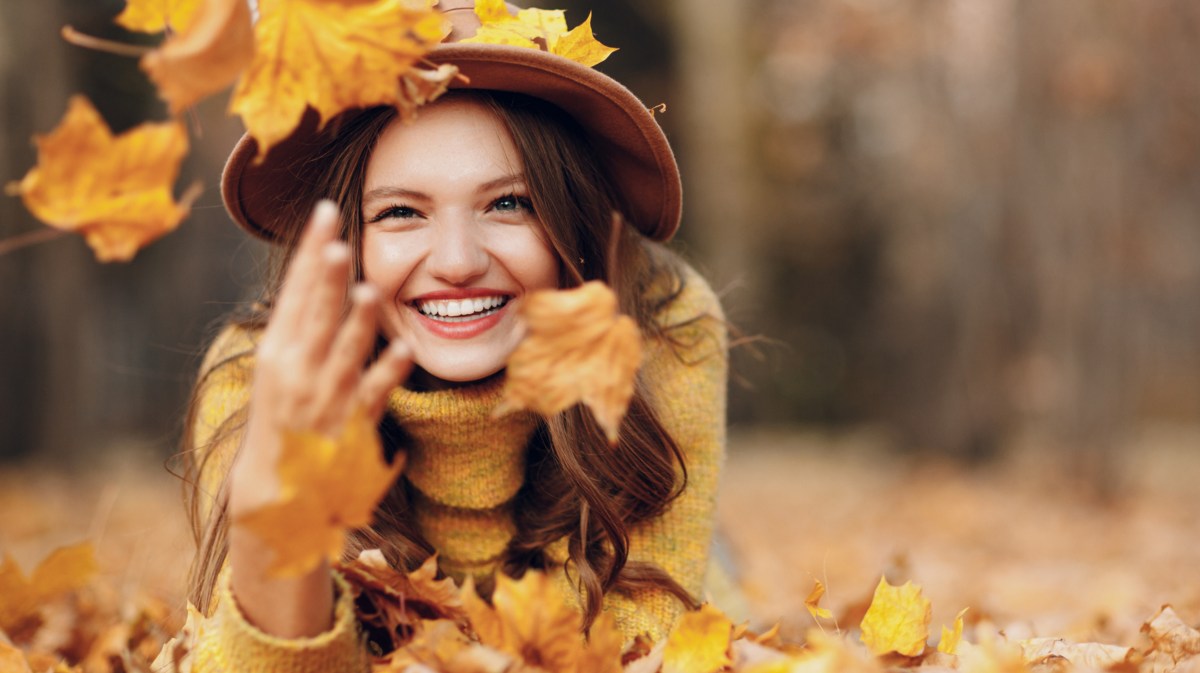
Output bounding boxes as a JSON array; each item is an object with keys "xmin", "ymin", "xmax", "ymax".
[
  {"xmin": 141, "ymin": 0, "xmax": 254, "ymax": 113},
  {"xmin": 10, "ymin": 96, "xmax": 193, "ymax": 262},
  {"xmin": 230, "ymin": 0, "xmax": 451, "ymax": 158},
  {"xmin": 236, "ymin": 407, "xmax": 403, "ymax": 577},
  {"xmin": 462, "ymin": 0, "xmax": 616, "ymax": 67},
  {"xmin": 0, "ymin": 543, "xmax": 97, "ymax": 634},
  {"xmin": 938, "ymin": 608, "xmax": 969, "ymax": 655},
  {"xmin": 859, "ymin": 576, "xmax": 931, "ymax": 657},
  {"xmin": 495, "ymin": 281, "xmax": 642, "ymax": 443},
  {"xmin": 116, "ymin": 0, "xmax": 201, "ymax": 34},
  {"xmin": 805, "ymin": 580, "xmax": 834, "ymax": 621},
  {"xmin": 662, "ymin": 604, "xmax": 733, "ymax": 673}
]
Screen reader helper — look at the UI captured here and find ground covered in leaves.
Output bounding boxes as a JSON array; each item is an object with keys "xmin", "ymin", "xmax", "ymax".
[{"xmin": 2, "ymin": 425, "xmax": 1200, "ymax": 671}]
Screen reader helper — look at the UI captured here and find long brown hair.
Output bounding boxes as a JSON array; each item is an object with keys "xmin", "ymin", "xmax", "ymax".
[{"xmin": 182, "ymin": 91, "xmax": 707, "ymax": 630}]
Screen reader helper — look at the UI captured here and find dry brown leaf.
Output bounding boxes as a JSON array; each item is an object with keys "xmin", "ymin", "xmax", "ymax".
[
  {"xmin": 1019, "ymin": 637, "xmax": 1134, "ymax": 671},
  {"xmin": 1142, "ymin": 606, "xmax": 1200, "ymax": 664},
  {"xmin": 10, "ymin": 96, "xmax": 193, "ymax": 262},
  {"xmin": 495, "ymin": 281, "xmax": 642, "ymax": 443},
  {"xmin": 0, "ymin": 544, "xmax": 97, "ymax": 635},
  {"xmin": 662, "ymin": 603, "xmax": 733, "ymax": 673},
  {"xmin": 141, "ymin": 0, "xmax": 254, "ymax": 113},
  {"xmin": 230, "ymin": 0, "xmax": 450, "ymax": 158},
  {"xmin": 116, "ymin": 0, "xmax": 201, "ymax": 33},
  {"xmin": 236, "ymin": 408, "xmax": 403, "ymax": 577},
  {"xmin": 858, "ymin": 576, "xmax": 931, "ymax": 657}
]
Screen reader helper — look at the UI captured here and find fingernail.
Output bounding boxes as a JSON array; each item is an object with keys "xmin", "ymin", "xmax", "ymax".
[
  {"xmin": 351, "ymin": 284, "xmax": 378, "ymax": 304},
  {"xmin": 314, "ymin": 200, "xmax": 339, "ymax": 229},
  {"xmin": 387, "ymin": 340, "xmax": 411, "ymax": 359},
  {"xmin": 323, "ymin": 241, "xmax": 350, "ymax": 264}
]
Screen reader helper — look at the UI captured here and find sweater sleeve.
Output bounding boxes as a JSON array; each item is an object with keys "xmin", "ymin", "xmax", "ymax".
[
  {"xmin": 602, "ymin": 263, "xmax": 729, "ymax": 641},
  {"xmin": 187, "ymin": 325, "xmax": 371, "ymax": 673}
]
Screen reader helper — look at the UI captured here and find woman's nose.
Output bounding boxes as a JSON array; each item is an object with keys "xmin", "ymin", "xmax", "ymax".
[{"xmin": 425, "ymin": 213, "xmax": 489, "ymax": 284}]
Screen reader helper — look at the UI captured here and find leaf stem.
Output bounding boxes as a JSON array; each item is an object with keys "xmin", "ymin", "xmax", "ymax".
[
  {"xmin": 61, "ymin": 26, "xmax": 154, "ymax": 58},
  {"xmin": 0, "ymin": 228, "xmax": 70, "ymax": 257}
]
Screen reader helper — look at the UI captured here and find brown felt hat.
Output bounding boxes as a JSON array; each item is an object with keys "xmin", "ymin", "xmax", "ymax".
[{"xmin": 221, "ymin": 0, "xmax": 682, "ymax": 243}]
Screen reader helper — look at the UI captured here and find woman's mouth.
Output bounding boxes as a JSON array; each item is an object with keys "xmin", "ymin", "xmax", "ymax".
[{"xmin": 414, "ymin": 295, "xmax": 511, "ymax": 323}]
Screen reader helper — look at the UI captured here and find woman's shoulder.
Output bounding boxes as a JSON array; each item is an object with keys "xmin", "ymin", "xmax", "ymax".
[
  {"xmin": 646, "ymin": 254, "xmax": 727, "ymax": 364},
  {"xmin": 199, "ymin": 322, "xmax": 262, "ymax": 379}
]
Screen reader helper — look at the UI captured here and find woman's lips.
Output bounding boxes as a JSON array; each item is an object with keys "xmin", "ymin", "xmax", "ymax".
[{"xmin": 408, "ymin": 289, "xmax": 513, "ymax": 340}]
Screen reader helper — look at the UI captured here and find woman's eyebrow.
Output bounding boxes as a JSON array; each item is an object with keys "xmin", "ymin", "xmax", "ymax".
[
  {"xmin": 362, "ymin": 186, "xmax": 428, "ymax": 203},
  {"xmin": 477, "ymin": 174, "xmax": 527, "ymax": 193}
]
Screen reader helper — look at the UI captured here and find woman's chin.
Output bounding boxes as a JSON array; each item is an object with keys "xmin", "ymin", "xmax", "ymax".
[{"xmin": 405, "ymin": 364, "xmax": 505, "ymax": 391}]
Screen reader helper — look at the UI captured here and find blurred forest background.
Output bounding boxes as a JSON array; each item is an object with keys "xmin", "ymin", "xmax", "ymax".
[{"xmin": 2, "ymin": 0, "xmax": 1200, "ymax": 490}]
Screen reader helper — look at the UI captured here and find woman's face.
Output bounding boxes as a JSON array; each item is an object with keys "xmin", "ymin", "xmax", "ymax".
[{"xmin": 361, "ymin": 97, "xmax": 560, "ymax": 386}]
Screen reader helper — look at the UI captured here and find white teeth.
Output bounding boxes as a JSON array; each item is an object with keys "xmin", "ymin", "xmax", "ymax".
[{"xmin": 417, "ymin": 295, "xmax": 508, "ymax": 320}]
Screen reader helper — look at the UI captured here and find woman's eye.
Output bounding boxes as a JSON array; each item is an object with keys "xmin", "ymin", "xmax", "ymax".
[
  {"xmin": 493, "ymin": 194, "xmax": 533, "ymax": 213},
  {"xmin": 370, "ymin": 205, "xmax": 418, "ymax": 222}
]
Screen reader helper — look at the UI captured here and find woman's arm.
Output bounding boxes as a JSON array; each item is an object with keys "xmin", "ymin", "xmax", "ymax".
[{"xmin": 186, "ymin": 202, "xmax": 412, "ymax": 670}]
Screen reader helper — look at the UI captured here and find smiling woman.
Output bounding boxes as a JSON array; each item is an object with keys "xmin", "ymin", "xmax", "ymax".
[{"xmin": 180, "ymin": 1, "xmax": 728, "ymax": 670}]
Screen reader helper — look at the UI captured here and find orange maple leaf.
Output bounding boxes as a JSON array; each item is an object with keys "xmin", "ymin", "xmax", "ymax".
[
  {"xmin": 141, "ymin": 0, "xmax": 254, "ymax": 113},
  {"xmin": 462, "ymin": 572, "xmax": 585, "ymax": 671},
  {"xmin": 0, "ymin": 543, "xmax": 98, "ymax": 634},
  {"xmin": 462, "ymin": 0, "xmax": 616, "ymax": 67},
  {"xmin": 859, "ymin": 576, "xmax": 932, "ymax": 657},
  {"xmin": 230, "ymin": 0, "xmax": 452, "ymax": 158},
  {"xmin": 805, "ymin": 579, "xmax": 834, "ymax": 620},
  {"xmin": 116, "ymin": 0, "xmax": 201, "ymax": 34},
  {"xmin": 236, "ymin": 408, "xmax": 403, "ymax": 578},
  {"xmin": 9, "ymin": 96, "xmax": 193, "ymax": 262},
  {"xmin": 662, "ymin": 603, "xmax": 734, "ymax": 673},
  {"xmin": 495, "ymin": 281, "xmax": 642, "ymax": 443}
]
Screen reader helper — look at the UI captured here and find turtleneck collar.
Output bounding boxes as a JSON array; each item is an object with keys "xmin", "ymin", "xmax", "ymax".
[{"xmin": 386, "ymin": 376, "xmax": 540, "ymax": 510}]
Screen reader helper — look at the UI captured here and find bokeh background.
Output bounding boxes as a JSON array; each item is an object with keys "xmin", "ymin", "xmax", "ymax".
[{"xmin": 2, "ymin": 0, "xmax": 1200, "ymax": 640}]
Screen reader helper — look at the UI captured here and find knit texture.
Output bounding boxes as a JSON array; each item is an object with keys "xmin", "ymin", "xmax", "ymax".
[{"xmin": 187, "ymin": 262, "xmax": 726, "ymax": 670}]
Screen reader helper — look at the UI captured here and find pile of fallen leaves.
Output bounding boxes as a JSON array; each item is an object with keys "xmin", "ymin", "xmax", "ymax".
[{"xmin": 6, "ymin": 541, "xmax": 1200, "ymax": 673}]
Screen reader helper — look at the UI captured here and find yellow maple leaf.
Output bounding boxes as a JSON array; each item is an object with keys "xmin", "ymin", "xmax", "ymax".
[
  {"xmin": 141, "ymin": 0, "xmax": 254, "ymax": 114},
  {"xmin": 859, "ymin": 576, "xmax": 932, "ymax": 657},
  {"xmin": 462, "ymin": 0, "xmax": 616, "ymax": 67},
  {"xmin": 116, "ymin": 0, "xmax": 201, "ymax": 34},
  {"xmin": 230, "ymin": 0, "xmax": 451, "ymax": 158},
  {"xmin": 236, "ymin": 408, "xmax": 403, "ymax": 577},
  {"xmin": 553, "ymin": 14, "xmax": 617, "ymax": 68},
  {"xmin": 0, "ymin": 543, "xmax": 97, "ymax": 634},
  {"xmin": 10, "ymin": 96, "xmax": 193, "ymax": 262},
  {"xmin": 580, "ymin": 611, "xmax": 623, "ymax": 673},
  {"xmin": 805, "ymin": 579, "xmax": 834, "ymax": 620},
  {"xmin": 938, "ymin": 608, "xmax": 968, "ymax": 655},
  {"xmin": 495, "ymin": 281, "xmax": 642, "ymax": 443},
  {"xmin": 663, "ymin": 603, "xmax": 733, "ymax": 673}
]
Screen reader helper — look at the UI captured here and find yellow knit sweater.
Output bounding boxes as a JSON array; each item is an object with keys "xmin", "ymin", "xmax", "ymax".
[{"xmin": 187, "ymin": 264, "xmax": 727, "ymax": 671}]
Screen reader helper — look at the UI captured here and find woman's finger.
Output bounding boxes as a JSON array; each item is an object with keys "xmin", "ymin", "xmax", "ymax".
[
  {"xmin": 359, "ymin": 340, "xmax": 414, "ymax": 422},
  {"xmin": 296, "ymin": 241, "xmax": 352, "ymax": 363},
  {"xmin": 272, "ymin": 200, "xmax": 340, "ymax": 335},
  {"xmin": 309, "ymin": 284, "xmax": 381, "ymax": 424}
]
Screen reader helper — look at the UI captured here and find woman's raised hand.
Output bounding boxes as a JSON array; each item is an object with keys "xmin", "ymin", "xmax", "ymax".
[{"xmin": 226, "ymin": 200, "xmax": 412, "ymax": 637}]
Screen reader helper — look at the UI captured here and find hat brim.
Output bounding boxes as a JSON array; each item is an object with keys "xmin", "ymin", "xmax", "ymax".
[{"xmin": 221, "ymin": 42, "xmax": 681, "ymax": 244}]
